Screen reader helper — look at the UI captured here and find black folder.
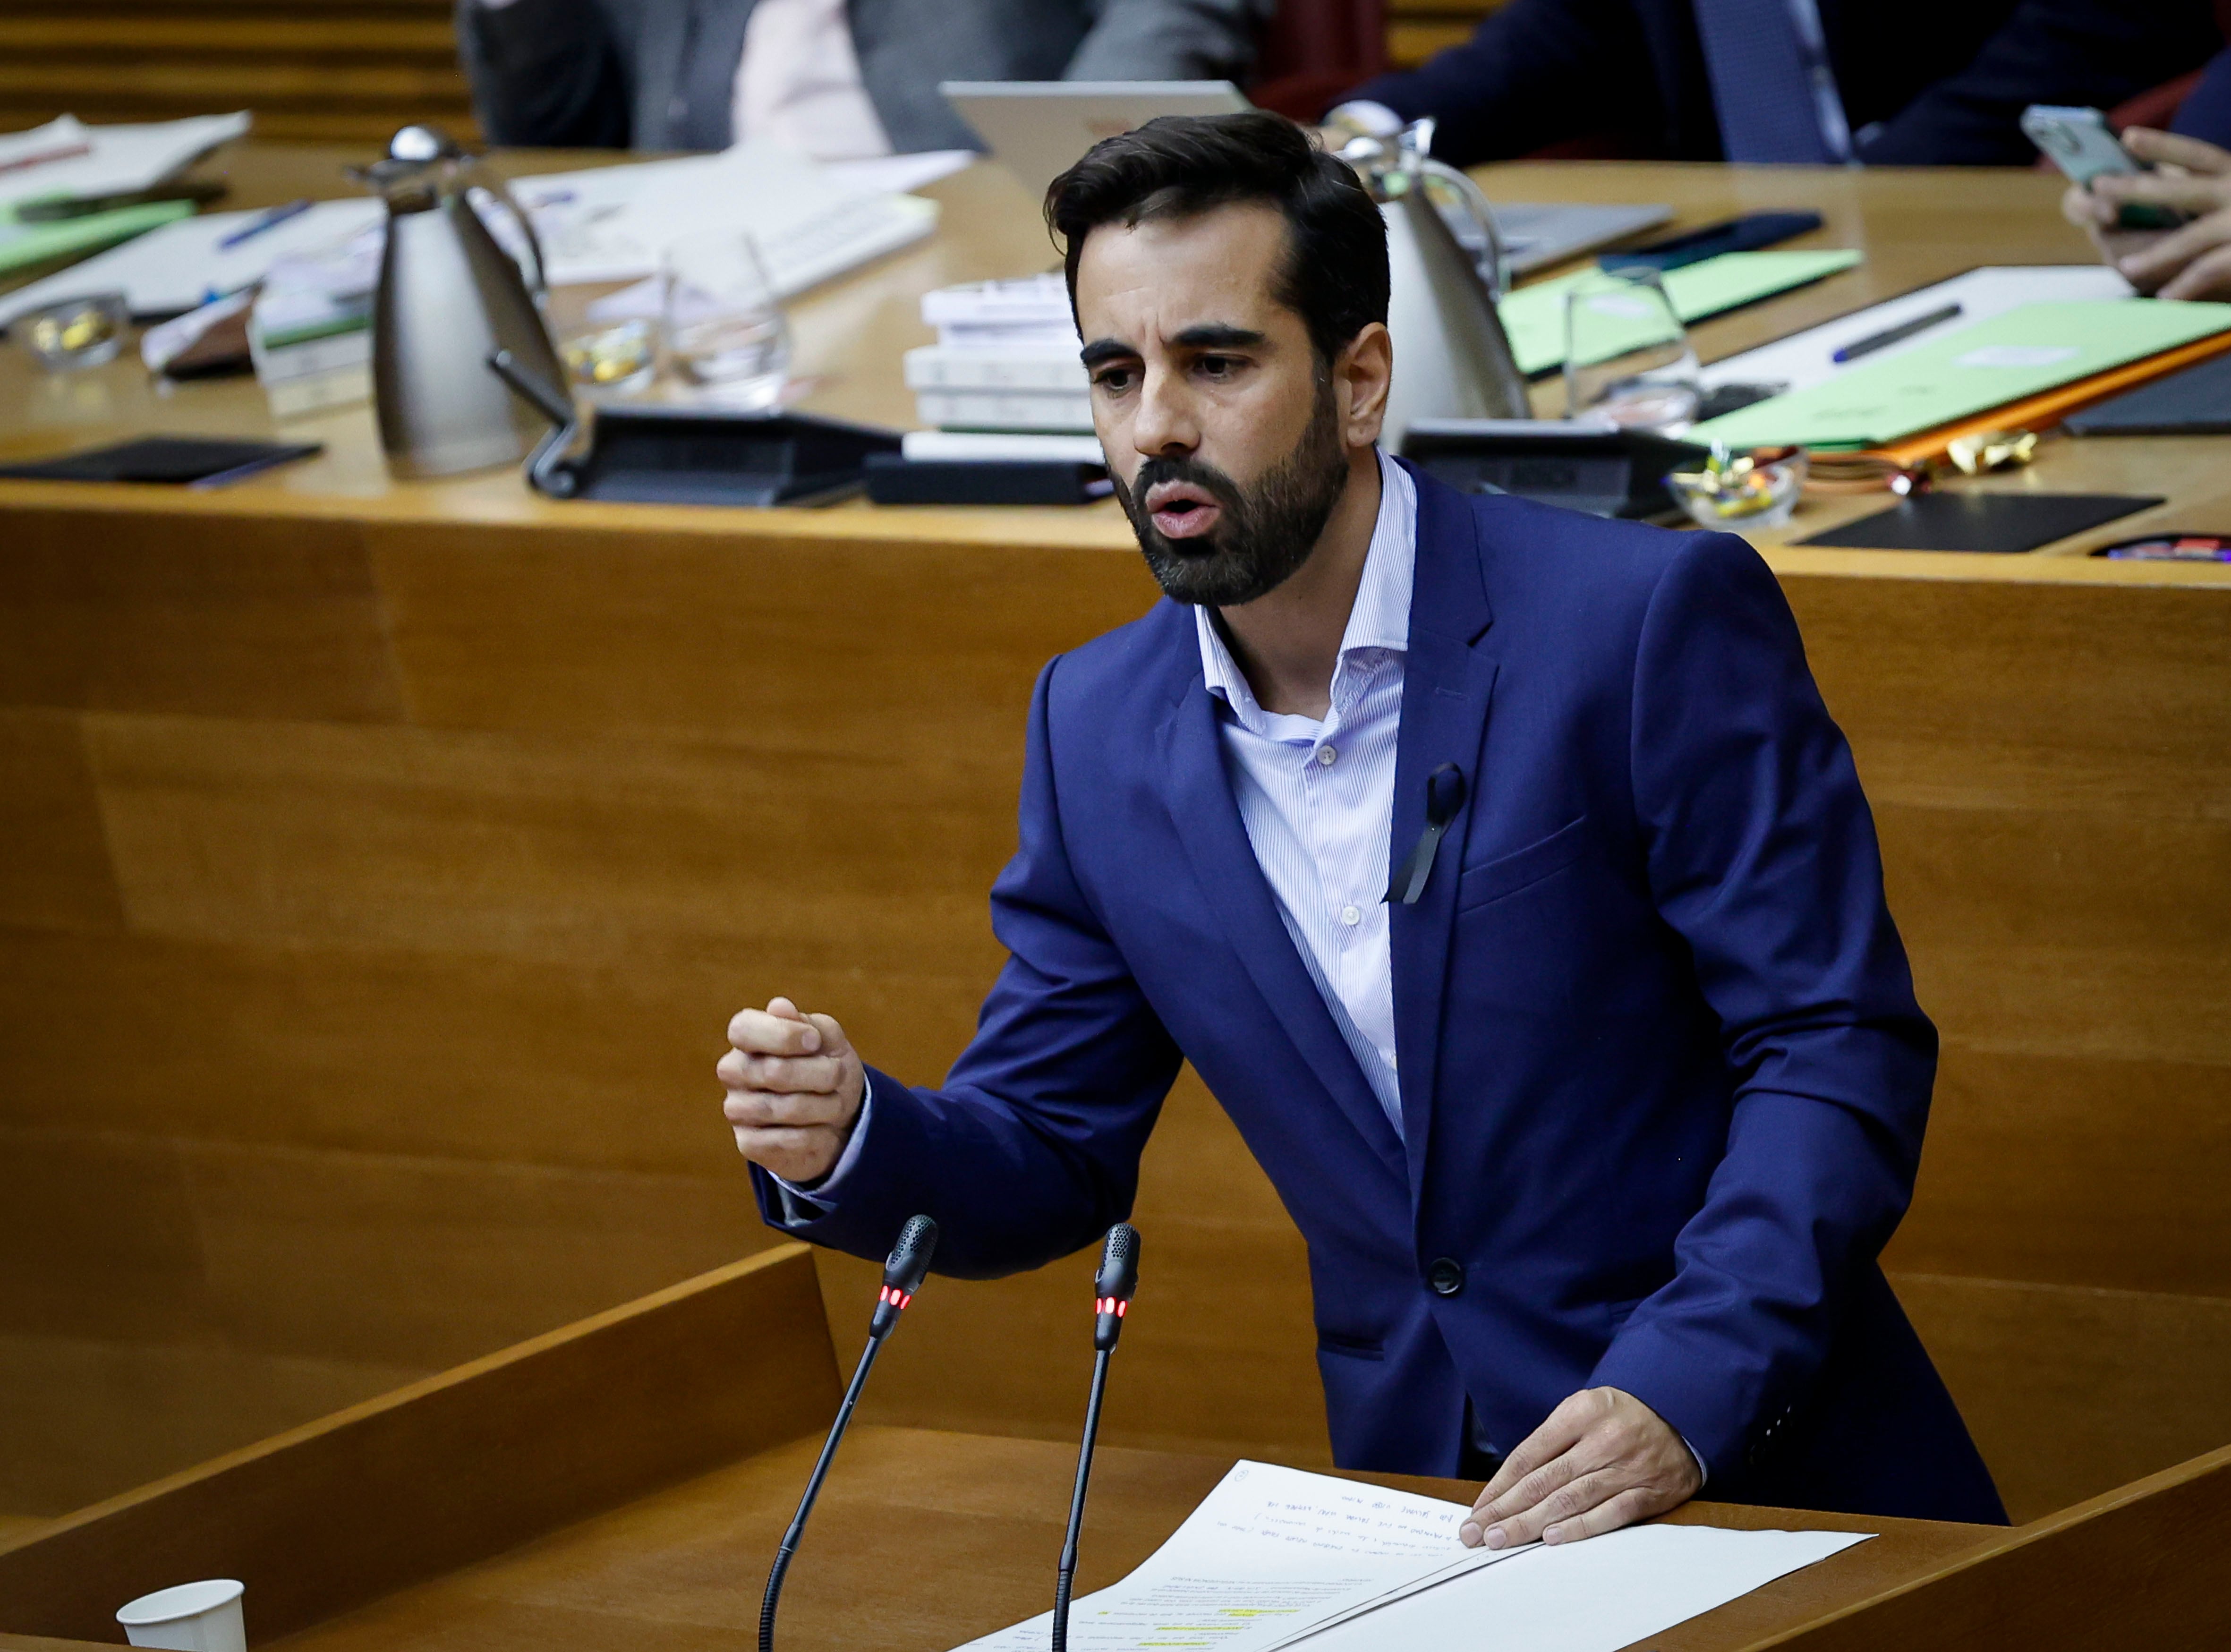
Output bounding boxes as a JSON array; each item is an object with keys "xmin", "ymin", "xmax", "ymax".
[{"xmin": 2064, "ymin": 353, "xmax": 2231, "ymax": 436}]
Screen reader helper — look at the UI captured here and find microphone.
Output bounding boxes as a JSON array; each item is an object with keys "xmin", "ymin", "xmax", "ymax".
[
  {"xmin": 759, "ymin": 1214, "xmax": 938, "ymax": 1652},
  {"xmin": 1054, "ymin": 1224, "xmax": 1141, "ymax": 1652}
]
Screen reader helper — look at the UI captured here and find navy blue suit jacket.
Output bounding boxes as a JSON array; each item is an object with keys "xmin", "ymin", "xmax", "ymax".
[
  {"xmin": 2173, "ymin": 47, "xmax": 2231, "ymax": 149},
  {"xmin": 758, "ymin": 469, "xmax": 2005, "ymax": 1524},
  {"xmin": 1342, "ymin": 0, "xmax": 2223, "ymax": 167}
]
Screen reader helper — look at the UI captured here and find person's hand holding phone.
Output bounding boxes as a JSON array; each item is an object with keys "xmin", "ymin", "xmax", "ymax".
[{"xmin": 2063, "ymin": 128, "xmax": 2231, "ymax": 301}]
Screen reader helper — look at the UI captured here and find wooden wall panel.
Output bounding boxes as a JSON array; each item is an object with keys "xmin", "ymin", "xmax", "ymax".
[
  {"xmin": 1891, "ymin": 1051, "xmax": 2231, "ymax": 1299},
  {"xmin": 0, "ymin": 1124, "xmax": 781, "ymax": 1364},
  {"xmin": 0, "ymin": 1333, "xmax": 420, "ymax": 1521},
  {"xmin": 0, "ymin": 931, "xmax": 984, "ymax": 1177},
  {"xmin": 820, "ymin": 1069, "xmax": 1334, "ymax": 1465},
  {"xmin": 368, "ymin": 524, "xmax": 1155, "ymax": 747},
  {"xmin": 0, "ymin": 511, "xmax": 402, "ymax": 724},
  {"xmin": 0, "ymin": 711, "xmax": 121, "ymax": 935},
  {"xmin": 1895, "ymin": 1273, "xmax": 2231, "ymax": 1524},
  {"xmin": 0, "ymin": 4, "xmax": 477, "ymax": 148},
  {"xmin": 79, "ymin": 713, "xmax": 1013, "ymax": 972},
  {"xmin": 0, "ymin": 1246, "xmax": 838, "ymax": 1643}
]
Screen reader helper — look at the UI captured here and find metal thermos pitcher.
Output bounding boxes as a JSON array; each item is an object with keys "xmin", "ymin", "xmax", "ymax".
[
  {"xmin": 1342, "ymin": 120, "xmax": 1531, "ymax": 445},
  {"xmin": 354, "ymin": 126, "xmax": 566, "ymax": 478}
]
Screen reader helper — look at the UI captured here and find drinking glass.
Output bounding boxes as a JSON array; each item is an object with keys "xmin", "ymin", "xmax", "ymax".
[
  {"xmin": 1562, "ymin": 266, "xmax": 1700, "ymax": 434},
  {"xmin": 661, "ymin": 230, "xmax": 791, "ymax": 409}
]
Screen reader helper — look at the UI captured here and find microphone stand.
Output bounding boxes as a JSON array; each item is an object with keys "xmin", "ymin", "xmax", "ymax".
[
  {"xmin": 1053, "ymin": 1346, "xmax": 1112, "ymax": 1652},
  {"xmin": 1053, "ymin": 1224, "xmax": 1141, "ymax": 1652},
  {"xmin": 759, "ymin": 1214, "xmax": 938, "ymax": 1652}
]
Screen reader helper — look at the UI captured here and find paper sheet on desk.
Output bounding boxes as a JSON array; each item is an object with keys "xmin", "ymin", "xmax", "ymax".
[
  {"xmin": 0, "ymin": 113, "xmax": 250, "ymax": 213},
  {"xmin": 0, "ymin": 198, "xmax": 382, "ymax": 326},
  {"xmin": 511, "ymin": 139, "xmax": 939, "ymax": 293},
  {"xmin": 952, "ymin": 1462, "xmax": 1530, "ymax": 1652},
  {"xmin": 1294, "ymin": 1523, "xmax": 1868, "ymax": 1652},
  {"xmin": 951, "ymin": 1461, "xmax": 1870, "ymax": 1652}
]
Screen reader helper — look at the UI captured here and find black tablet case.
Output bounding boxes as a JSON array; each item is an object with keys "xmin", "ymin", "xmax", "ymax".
[
  {"xmin": 1798, "ymin": 492, "xmax": 2164, "ymax": 553},
  {"xmin": 2064, "ymin": 353, "xmax": 2231, "ymax": 436},
  {"xmin": 0, "ymin": 437, "xmax": 322, "ymax": 485}
]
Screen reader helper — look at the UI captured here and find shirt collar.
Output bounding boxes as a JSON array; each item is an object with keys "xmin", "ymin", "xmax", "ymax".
[{"xmin": 1197, "ymin": 448, "xmax": 1417, "ymax": 731}]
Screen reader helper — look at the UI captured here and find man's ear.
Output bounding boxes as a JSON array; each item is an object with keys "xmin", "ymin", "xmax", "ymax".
[{"xmin": 1336, "ymin": 322, "xmax": 1394, "ymax": 450}]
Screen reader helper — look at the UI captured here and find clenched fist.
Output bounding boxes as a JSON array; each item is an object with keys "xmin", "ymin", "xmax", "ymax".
[{"xmin": 716, "ymin": 996, "xmax": 866, "ymax": 1186}]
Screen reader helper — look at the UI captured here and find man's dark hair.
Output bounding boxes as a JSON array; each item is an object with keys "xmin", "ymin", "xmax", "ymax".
[{"xmin": 1045, "ymin": 111, "xmax": 1389, "ymax": 364}]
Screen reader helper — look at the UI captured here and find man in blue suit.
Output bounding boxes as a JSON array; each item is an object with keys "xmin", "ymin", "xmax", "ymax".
[
  {"xmin": 1327, "ymin": 0, "xmax": 2221, "ymax": 168},
  {"xmin": 717, "ymin": 111, "xmax": 2006, "ymax": 1539}
]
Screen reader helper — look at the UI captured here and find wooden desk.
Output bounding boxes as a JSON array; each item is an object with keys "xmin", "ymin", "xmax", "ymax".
[
  {"xmin": 0, "ymin": 144, "xmax": 2227, "ymax": 575},
  {"xmin": 0, "ymin": 1249, "xmax": 2224, "ymax": 1652},
  {"xmin": 0, "ymin": 146, "xmax": 2227, "ymax": 1528}
]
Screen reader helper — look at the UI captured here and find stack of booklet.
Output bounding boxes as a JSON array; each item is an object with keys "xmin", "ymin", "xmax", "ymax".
[
  {"xmin": 906, "ymin": 274, "xmax": 1090, "ymax": 433},
  {"xmin": 956, "ymin": 1460, "xmax": 1869, "ymax": 1652}
]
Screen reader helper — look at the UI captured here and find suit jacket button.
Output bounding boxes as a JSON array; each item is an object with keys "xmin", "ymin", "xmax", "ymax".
[{"xmin": 1428, "ymin": 1258, "xmax": 1465, "ymax": 1296}]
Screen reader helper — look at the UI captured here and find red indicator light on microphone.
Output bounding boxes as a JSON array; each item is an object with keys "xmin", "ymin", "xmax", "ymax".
[{"xmin": 877, "ymin": 1286, "xmax": 914, "ymax": 1311}]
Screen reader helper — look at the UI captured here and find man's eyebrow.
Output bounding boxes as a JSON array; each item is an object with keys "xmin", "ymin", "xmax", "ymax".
[
  {"xmin": 1080, "ymin": 338, "xmax": 1138, "ymax": 369},
  {"xmin": 1170, "ymin": 324, "xmax": 1266, "ymax": 351}
]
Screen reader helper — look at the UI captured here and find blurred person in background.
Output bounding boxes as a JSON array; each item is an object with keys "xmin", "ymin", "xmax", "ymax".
[
  {"xmin": 457, "ymin": 0, "xmax": 1272, "ymax": 158},
  {"xmin": 2063, "ymin": 49, "xmax": 2231, "ymax": 302},
  {"xmin": 1322, "ymin": 0, "xmax": 2222, "ymax": 170}
]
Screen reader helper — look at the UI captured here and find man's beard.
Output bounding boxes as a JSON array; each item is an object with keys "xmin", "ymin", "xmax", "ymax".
[{"xmin": 1110, "ymin": 378, "xmax": 1349, "ymax": 607}]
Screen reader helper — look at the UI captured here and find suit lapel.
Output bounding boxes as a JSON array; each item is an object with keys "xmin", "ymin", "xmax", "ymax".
[
  {"xmin": 1159, "ymin": 674, "xmax": 1410, "ymax": 1176},
  {"xmin": 1389, "ymin": 467, "xmax": 1498, "ymax": 1200}
]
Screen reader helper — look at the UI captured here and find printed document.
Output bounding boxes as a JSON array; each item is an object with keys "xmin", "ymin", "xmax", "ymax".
[{"xmin": 952, "ymin": 1460, "xmax": 1868, "ymax": 1652}]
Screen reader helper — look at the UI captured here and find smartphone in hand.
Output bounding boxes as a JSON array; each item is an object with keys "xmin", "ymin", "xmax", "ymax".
[{"xmin": 2021, "ymin": 104, "xmax": 2191, "ymax": 230}]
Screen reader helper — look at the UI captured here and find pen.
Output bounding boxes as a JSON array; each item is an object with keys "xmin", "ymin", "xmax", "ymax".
[
  {"xmin": 1831, "ymin": 302, "xmax": 1964, "ymax": 364},
  {"xmin": 216, "ymin": 197, "xmax": 313, "ymax": 250},
  {"xmin": 0, "ymin": 141, "xmax": 93, "ymax": 177}
]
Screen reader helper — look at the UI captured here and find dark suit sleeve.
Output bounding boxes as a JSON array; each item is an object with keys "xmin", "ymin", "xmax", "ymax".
[
  {"xmin": 1588, "ymin": 533, "xmax": 1937, "ymax": 1481},
  {"xmin": 1854, "ymin": 0, "xmax": 2225, "ymax": 167},
  {"xmin": 1064, "ymin": 0, "xmax": 1270, "ymax": 80},
  {"xmin": 750, "ymin": 657, "xmax": 1185, "ymax": 1277},
  {"xmin": 1334, "ymin": 0, "xmax": 1662, "ymax": 166},
  {"xmin": 454, "ymin": 0, "xmax": 633, "ymax": 149},
  {"xmin": 2170, "ymin": 47, "xmax": 2231, "ymax": 151}
]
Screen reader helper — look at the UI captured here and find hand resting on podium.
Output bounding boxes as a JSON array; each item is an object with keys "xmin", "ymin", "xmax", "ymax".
[
  {"xmin": 718, "ymin": 996, "xmax": 866, "ymax": 1186},
  {"xmin": 1460, "ymin": 1385, "xmax": 1702, "ymax": 1550}
]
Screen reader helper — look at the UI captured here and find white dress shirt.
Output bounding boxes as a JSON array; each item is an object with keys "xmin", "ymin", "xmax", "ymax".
[
  {"xmin": 732, "ymin": 0, "xmax": 894, "ymax": 160},
  {"xmin": 1196, "ymin": 449, "xmax": 1414, "ymax": 1135}
]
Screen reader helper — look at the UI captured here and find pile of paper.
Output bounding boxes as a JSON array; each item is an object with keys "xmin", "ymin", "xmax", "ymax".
[
  {"xmin": 0, "ymin": 112, "xmax": 251, "ymax": 282},
  {"xmin": 906, "ymin": 273, "xmax": 1089, "ymax": 433},
  {"xmin": 516, "ymin": 139, "xmax": 939, "ymax": 296},
  {"xmin": 955, "ymin": 1460, "xmax": 1868, "ymax": 1652},
  {"xmin": 0, "ymin": 198, "xmax": 382, "ymax": 330},
  {"xmin": 247, "ymin": 227, "xmax": 385, "ymax": 417},
  {"xmin": 0, "ymin": 112, "xmax": 248, "ymax": 214}
]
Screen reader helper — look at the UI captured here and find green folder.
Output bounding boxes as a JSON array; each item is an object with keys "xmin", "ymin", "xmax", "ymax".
[
  {"xmin": 1498, "ymin": 249, "xmax": 1864, "ymax": 376},
  {"xmin": 0, "ymin": 199, "xmax": 198, "ymax": 281},
  {"xmin": 1692, "ymin": 298, "xmax": 2231, "ymax": 450}
]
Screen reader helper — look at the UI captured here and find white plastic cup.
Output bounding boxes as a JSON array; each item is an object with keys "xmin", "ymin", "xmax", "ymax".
[{"xmin": 116, "ymin": 1580, "xmax": 246, "ymax": 1652}]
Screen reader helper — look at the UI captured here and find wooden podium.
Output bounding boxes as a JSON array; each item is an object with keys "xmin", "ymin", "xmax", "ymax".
[{"xmin": 1, "ymin": 1245, "xmax": 2225, "ymax": 1652}]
